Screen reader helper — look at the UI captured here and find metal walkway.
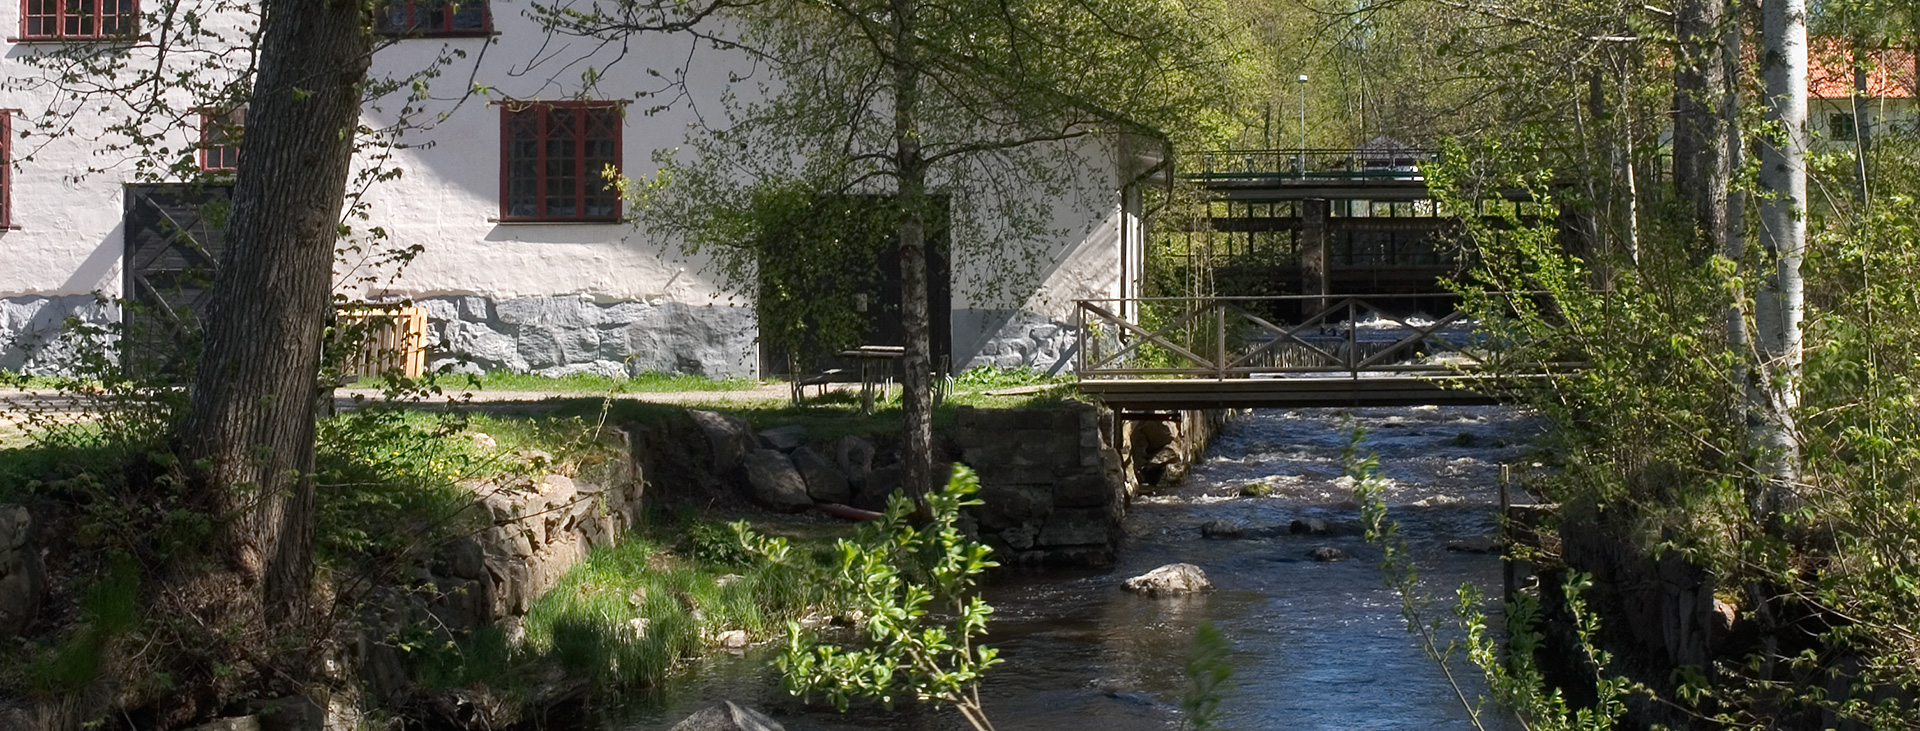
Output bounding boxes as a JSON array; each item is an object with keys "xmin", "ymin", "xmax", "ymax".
[{"xmin": 1071, "ymin": 294, "xmax": 1571, "ymax": 410}]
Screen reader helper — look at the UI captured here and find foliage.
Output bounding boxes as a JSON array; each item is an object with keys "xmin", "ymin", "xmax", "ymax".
[
  {"xmin": 1348, "ymin": 428, "xmax": 1636, "ymax": 730},
  {"xmin": 1180, "ymin": 621, "xmax": 1233, "ymax": 731},
  {"xmin": 518, "ymin": 524, "xmax": 836, "ymax": 688},
  {"xmin": 777, "ymin": 465, "xmax": 1001, "ymax": 731}
]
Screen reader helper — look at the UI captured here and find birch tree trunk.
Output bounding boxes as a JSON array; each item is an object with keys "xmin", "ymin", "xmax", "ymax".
[
  {"xmin": 892, "ymin": 0, "xmax": 935, "ymax": 499},
  {"xmin": 181, "ymin": 0, "xmax": 371, "ymax": 629},
  {"xmin": 1674, "ymin": 0, "xmax": 1731, "ymax": 264},
  {"xmin": 1754, "ymin": 0, "xmax": 1806, "ymax": 517}
]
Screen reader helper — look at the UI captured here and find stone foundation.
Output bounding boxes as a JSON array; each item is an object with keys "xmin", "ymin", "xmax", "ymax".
[
  {"xmin": 416, "ymin": 295, "xmax": 758, "ymax": 379},
  {"xmin": 0, "ymin": 295, "xmax": 116, "ymax": 374},
  {"xmin": 955, "ymin": 309, "xmax": 1078, "ymax": 374},
  {"xmin": 954, "ymin": 403, "xmax": 1130, "ymax": 566}
]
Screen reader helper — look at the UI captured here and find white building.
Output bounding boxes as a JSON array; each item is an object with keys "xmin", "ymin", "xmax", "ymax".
[{"xmin": 0, "ymin": 0, "xmax": 1162, "ymax": 378}]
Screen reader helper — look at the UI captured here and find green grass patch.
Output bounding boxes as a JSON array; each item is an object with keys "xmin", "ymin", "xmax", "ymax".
[{"xmin": 519, "ymin": 522, "xmax": 835, "ymax": 688}]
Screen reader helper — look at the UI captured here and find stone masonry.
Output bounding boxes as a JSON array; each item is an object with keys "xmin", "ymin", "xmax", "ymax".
[
  {"xmin": 954, "ymin": 402, "xmax": 1131, "ymax": 566},
  {"xmin": 958, "ymin": 309, "xmax": 1078, "ymax": 374},
  {"xmin": 416, "ymin": 295, "xmax": 757, "ymax": 379}
]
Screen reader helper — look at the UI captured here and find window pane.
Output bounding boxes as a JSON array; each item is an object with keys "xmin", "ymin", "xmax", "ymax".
[
  {"xmin": 377, "ymin": 0, "xmax": 410, "ymax": 32},
  {"xmin": 64, "ymin": 0, "xmax": 95, "ymax": 36},
  {"xmin": 102, "ymin": 0, "xmax": 133, "ymax": 34},
  {"xmin": 504, "ymin": 109, "xmax": 539, "ymax": 217},
  {"xmin": 421, "ymin": 0, "xmax": 446, "ymax": 31},
  {"xmin": 583, "ymin": 108, "xmax": 620, "ymax": 218},
  {"xmin": 450, "ymin": 0, "xmax": 486, "ymax": 31},
  {"xmin": 544, "ymin": 108, "xmax": 577, "ymax": 218}
]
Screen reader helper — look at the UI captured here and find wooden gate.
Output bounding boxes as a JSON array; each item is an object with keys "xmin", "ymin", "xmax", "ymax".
[{"xmin": 121, "ymin": 184, "xmax": 232, "ymax": 376}]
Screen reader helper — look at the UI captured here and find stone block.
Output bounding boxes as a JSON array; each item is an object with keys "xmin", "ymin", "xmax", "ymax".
[
  {"xmin": 457, "ymin": 296, "xmax": 491, "ymax": 321},
  {"xmin": 758, "ymin": 425, "xmax": 807, "ymax": 452},
  {"xmin": 1038, "ymin": 508, "xmax": 1115, "ymax": 547},
  {"xmin": 444, "ymin": 320, "xmax": 528, "ymax": 371},
  {"xmin": 742, "ymin": 449, "xmax": 813, "ymax": 513},
  {"xmin": 835, "ymin": 435, "xmax": 875, "ymax": 484},
  {"xmin": 416, "ymin": 297, "xmax": 458, "ymax": 323},
  {"xmin": 791, "ymin": 447, "xmax": 851, "ymax": 505},
  {"xmin": 993, "ymin": 353, "xmax": 1024, "ymax": 369},
  {"xmin": 598, "ymin": 300, "xmax": 653, "ymax": 326},
  {"xmin": 1052, "ymin": 473, "xmax": 1113, "ymax": 508},
  {"xmin": 974, "ymin": 483, "xmax": 1050, "ymax": 529},
  {"xmin": 495, "ymin": 295, "xmax": 597, "ymax": 329}
]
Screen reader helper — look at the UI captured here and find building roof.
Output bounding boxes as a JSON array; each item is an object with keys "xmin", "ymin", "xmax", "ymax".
[{"xmin": 1809, "ymin": 40, "xmax": 1916, "ymax": 100}]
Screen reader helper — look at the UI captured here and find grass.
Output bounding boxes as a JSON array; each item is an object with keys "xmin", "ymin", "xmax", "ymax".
[
  {"xmin": 347, "ymin": 370, "xmax": 767, "ymax": 394},
  {"xmin": 517, "ymin": 522, "xmax": 837, "ymax": 688}
]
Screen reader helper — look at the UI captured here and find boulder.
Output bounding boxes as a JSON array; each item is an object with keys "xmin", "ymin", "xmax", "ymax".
[
  {"xmin": 1122, "ymin": 563, "xmax": 1212, "ymax": 597},
  {"xmin": 1309, "ymin": 547, "xmax": 1347, "ymax": 562},
  {"xmin": 835, "ymin": 435, "xmax": 876, "ymax": 485},
  {"xmin": 1289, "ymin": 518, "xmax": 1328, "ymax": 535},
  {"xmin": 670, "ymin": 701, "xmax": 786, "ymax": 731},
  {"xmin": 742, "ymin": 450, "xmax": 813, "ymax": 513},
  {"xmin": 0, "ymin": 505, "xmax": 44, "ymax": 639},
  {"xmin": 790, "ymin": 447, "xmax": 851, "ymax": 504},
  {"xmin": 855, "ymin": 463, "xmax": 902, "ymax": 511},
  {"xmin": 716, "ymin": 629, "xmax": 750, "ymax": 649},
  {"xmin": 757, "ymin": 425, "xmax": 807, "ymax": 452},
  {"xmin": 687, "ymin": 409, "xmax": 756, "ymax": 474},
  {"xmin": 1199, "ymin": 520, "xmax": 1246, "ymax": 539}
]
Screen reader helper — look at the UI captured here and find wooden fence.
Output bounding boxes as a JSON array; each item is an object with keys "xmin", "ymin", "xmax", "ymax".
[{"xmin": 334, "ymin": 305, "xmax": 427, "ymax": 379}]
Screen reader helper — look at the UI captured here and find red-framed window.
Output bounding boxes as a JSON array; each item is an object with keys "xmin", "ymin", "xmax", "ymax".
[
  {"xmin": 500, "ymin": 102, "xmax": 623, "ymax": 222},
  {"xmin": 0, "ymin": 111, "xmax": 12, "ymax": 229},
  {"xmin": 20, "ymin": 0, "xmax": 137, "ymax": 40},
  {"xmin": 377, "ymin": 0, "xmax": 489, "ymax": 36},
  {"xmin": 198, "ymin": 108, "xmax": 243, "ymax": 172}
]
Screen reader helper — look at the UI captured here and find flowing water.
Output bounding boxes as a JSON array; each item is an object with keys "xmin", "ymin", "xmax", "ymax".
[{"xmin": 616, "ymin": 405, "xmax": 1542, "ymax": 730}]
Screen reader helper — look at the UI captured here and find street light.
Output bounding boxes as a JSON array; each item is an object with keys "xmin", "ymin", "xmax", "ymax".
[{"xmin": 1296, "ymin": 74, "xmax": 1308, "ymax": 175}]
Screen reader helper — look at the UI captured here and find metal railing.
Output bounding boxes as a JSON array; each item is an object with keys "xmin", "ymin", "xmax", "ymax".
[
  {"xmin": 1074, "ymin": 293, "xmax": 1562, "ymax": 380},
  {"xmin": 1187, "ymin": 148, "xmax": 1435, "ymax": 182}
]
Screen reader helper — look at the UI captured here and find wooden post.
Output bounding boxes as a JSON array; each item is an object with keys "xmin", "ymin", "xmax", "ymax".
[{"xmin": 1301, "ymin": 198, "xmax": 1329, "ymax": 312}]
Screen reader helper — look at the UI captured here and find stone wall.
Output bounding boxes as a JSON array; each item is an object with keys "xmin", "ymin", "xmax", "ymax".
[
  {"xmin": 0, "ymin": 295, "xmax": 115, "ymax": 374},
  {"xmin": 954, "ymin": 403, "xmax": 1130, "ymax": 566},
  {"xmin": 416, "ymin": 295, "xmax": 758, "ymax": 379},
  {"xmin": 954, "ymin": 309, "xmax": 1079, "ymax": 374}
]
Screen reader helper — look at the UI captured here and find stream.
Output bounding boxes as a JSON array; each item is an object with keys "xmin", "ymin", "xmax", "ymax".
[{"xmin": 615, "ymin": 405, "xmax": 1542, "ymax": 730}]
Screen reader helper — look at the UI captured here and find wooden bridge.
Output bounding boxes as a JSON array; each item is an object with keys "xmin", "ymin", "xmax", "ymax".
[{"xmin": 1071, "ymin": 293, "xmax": 1572, "ymax": 410}]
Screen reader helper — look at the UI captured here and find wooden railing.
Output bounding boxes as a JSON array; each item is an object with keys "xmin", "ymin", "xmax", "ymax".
[
  {"xmin": 334, "ymin": 305, "xmax": 427, "ymax": 379},
  {"xmin": 1074, "ymin": 294, "xmax": 1560, "ymax": 380}
]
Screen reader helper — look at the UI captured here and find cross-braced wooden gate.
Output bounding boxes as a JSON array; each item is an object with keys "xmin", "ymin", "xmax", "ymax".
[{"xmin": 121, "ymin": 184, "xmax": 232, "ymax": 376}]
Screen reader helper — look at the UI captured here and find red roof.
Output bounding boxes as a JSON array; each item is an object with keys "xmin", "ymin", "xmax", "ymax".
[{"xmin": 1809, "ymin": 40, "xmax": 1916, "ymax": 99}]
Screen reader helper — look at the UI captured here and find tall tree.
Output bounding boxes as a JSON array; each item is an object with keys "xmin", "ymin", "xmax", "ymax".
[
  {"xmin": 1754, "ymin": 0, "xmax": 1807, "ymax": 516},
  {"xmin": 179, "ymin": 0, "xmax": 371, "ymax": 629},
  {"xmin": 590, "ymin": 0, "xmax": 1254, "ymax": 495}
]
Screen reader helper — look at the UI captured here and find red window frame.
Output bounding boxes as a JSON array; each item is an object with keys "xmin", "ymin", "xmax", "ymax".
[
  {"xmin": 0, "ymin": 111, "xmax": 12, "ymax": 229},
  {"xmin": 499, "ymin": 101, "xmax": 624, "ymax": 223},
  {"xmin": 198, "ymin": 108, "xmax": 243, "ymax": 172},
  {"xmin": 19, "ymin": 0, "xmax": 138, "ymax": 40},
  {"xmin": 377, "ymin": 0, "xmax": 490, "ymax": 37}
]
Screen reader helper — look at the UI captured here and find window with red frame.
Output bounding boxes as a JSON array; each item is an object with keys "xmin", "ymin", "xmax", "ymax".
[
  {"xmin": 199, "ymin": 108, "xmax": 243, "ymax": 172},
  {"xmin": 20, "ymin": 0, "xmax": 137, "ymax": 40},
  {"xmin": 500, "ymin": 102, "xmax": 622, "ymax": 222},
  {"xmin": 377, "ymin": 0, "xmax": 489, "ymax": 36}
]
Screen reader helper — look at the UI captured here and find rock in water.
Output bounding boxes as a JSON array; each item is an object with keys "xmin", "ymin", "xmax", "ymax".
[
  {"xmin": 1199, "ymin": 520, "xmax": 1246, "ymax": 539},
  {"xmin": 671, "ymin": 701, "xmax": 786, "ymax": 731},
  {"xmin": 742, "ymin": 450, "xmax": 813, "ymax": 513},
  {"xmin": 1446, "ymin": 537, "xmax": 1501, "ymax": 554},
  {"xmin": 1123, "ymin": 563, "xmax": 1212, "ymax": 597},
  {"xmin": 1309, "ymin": 547, "xmax": 1346, "ymax": 562}
]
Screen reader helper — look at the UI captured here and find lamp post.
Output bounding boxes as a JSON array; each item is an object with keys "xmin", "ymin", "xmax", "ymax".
[{"xmin": 1297, "ymin": 74, "xmax": 1308, "ymax": 175}]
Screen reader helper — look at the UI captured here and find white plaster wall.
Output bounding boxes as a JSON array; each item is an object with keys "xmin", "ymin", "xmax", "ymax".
[{"xmin": 0, "ymin": 0, "xmax": 1133, "ymax": 371}]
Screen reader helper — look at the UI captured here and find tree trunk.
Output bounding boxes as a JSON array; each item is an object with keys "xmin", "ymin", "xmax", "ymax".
[
  {"xmin": 181, "ymin": 0, "xmax": 371, "ymax": 629},
  {"xmin": 893, "ymin": 0, "xmax": 935, "ymax": 499},
  {"xmin": 1754, "ymin": 0, "xmax": 1806, "ymax": 518},
  {"xmin": 1673, "ymin": 0, "xmax": 1730, "ymax": 264},
  {"xmin": 1851, "ymin": 35, "xmax": 1871, "ymax": 203}
]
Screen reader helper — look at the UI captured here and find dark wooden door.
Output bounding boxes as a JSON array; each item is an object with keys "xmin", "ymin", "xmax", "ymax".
[{"xmin": 122, "ymin": 184, "xmax": 232, "ymax": 375}]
